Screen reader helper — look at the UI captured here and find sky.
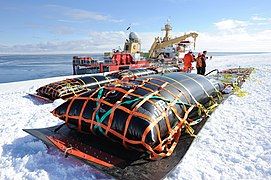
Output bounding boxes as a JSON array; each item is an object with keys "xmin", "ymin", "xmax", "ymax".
[{"xmin": 0, "ymin": 0, "xmax": 271, "ymax": 54}]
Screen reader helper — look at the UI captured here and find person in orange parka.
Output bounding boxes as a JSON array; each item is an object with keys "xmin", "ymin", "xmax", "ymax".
[{"xmin": 183, "ymin": 50, "xmax": 194, "ymax": 73}]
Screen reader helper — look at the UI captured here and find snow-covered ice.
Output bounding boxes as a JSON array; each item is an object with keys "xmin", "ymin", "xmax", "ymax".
[
  {"xmin": 0, "ymin": 53, "xmax": 271, "ymax": 179},
  {"xmin": 168, "ymin": 53, "xmax": 271, "ymax": 180}
]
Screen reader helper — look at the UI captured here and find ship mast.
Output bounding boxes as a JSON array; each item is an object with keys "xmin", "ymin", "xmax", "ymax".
[{"xmin": 161, "ymin": 19, "xmax": 172, "ymax": 42}]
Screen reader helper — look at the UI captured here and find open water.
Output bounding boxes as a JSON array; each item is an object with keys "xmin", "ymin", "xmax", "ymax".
[
  {"xmin": 0, "ymin": 54, "xmax": 101, "ymax": 83},
  {"xmin": 0, "ymin": 52, "xmax": 266, "ymax": 83}
]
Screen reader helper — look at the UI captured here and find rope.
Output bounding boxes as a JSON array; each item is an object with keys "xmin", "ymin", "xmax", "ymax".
[{"xmin": 232, "ymin": 83, "xmax": 248, "ymax": 97}]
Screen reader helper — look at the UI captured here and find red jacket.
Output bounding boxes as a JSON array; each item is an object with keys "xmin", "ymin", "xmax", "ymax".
[{"xmin": 183, "ymin": 53, "xmax": 194, "ymax": 70}]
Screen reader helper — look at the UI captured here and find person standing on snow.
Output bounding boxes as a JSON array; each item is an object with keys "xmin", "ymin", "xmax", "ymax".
[
  {"xmin": 196, "ymin": 51, "xmax": 207, "ymax": 75},
  {"xmin": 183, "ymin": 50, "xmax": 194, "ymax": 73},
  {"xmin": 196, "ymin": 53, "xmax": 203, "ymax": 75},
  {"xmin": 201, "ymin": 50, "xmax": 207, "ymax": 75}
]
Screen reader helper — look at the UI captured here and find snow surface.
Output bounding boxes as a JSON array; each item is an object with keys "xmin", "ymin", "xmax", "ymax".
[{"xmin": 0, "ymin": 53, "xmax": 271, "ymax": 179}]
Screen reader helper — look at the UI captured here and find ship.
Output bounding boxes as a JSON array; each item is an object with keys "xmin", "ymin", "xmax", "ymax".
[
  {"xmin": 23, "ymin": 21, "xmax": 257, "ymax": 180},
  {"xmin": 72, "ymin": 22, "xmax": 198, "ymax": 75}
]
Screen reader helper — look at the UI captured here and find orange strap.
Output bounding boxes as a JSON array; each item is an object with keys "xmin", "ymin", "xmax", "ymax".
[
  {"xmin": 53, "ymin": 76, "xmax": 198, "ymax": 159},
  {"xmin": 47, "ymin": 136, "xmax": 113, "ymax": 168}
]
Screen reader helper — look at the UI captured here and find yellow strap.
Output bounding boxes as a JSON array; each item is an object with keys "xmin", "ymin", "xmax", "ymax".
[
  {"xmin": 233, "ymin": 83, "xmax": 248, "ymax": 97},
  {"xmin": 184, "ymin": 121, "xmax": 196, "ymax": 137},
  {"xmin": 66, "ymin": 83, "xmax": 76, "ymax": 96}
]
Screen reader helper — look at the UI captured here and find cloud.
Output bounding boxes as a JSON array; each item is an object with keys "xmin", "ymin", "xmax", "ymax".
[
  {"xmin": 204, "ymin": 16, "xmax": 271, "ymax": 51},
  {"xmin": 196, "ymin": 30, "xmax": 271, "ymax": 52},
  {"xmin": 24, "ymin": 22, "xmax": 76, "ymax": 35},
  {"xmin": 2, "ymin": 28, "xmax": 270, "ymax": 54},
  {"xmin": 214, "ymin": 19, "xmax": 248, "ymax": 33},
  {"xmin": 0, "ymin": 44, "xmax": 9, "ymax": 49},
  {"xmin": 109, "ymin": 19, "xmax": 124, "ymax": 23},
  {"xmin": 49, "ymin": 26, "xmax": 75, "ymax": 35},
  {"xmin": 0, "ymin": 31, "xmax": 128, "ymax": 54},
  {"xmin": 1, "ymin": 15, "xmax": 271, "ymax": 54},
  {"xmin": 63, "ymin": 8, "xmax": 107, "ymax": 21},
  {"xmin": 251, "ymin": 15, "xmax": 267, "ymax": 21},
  {"xmin": 215, "ymin": 16, "xmax": 271, "ymax": 33},
  {"xmin": 89, "ymin": 31, "xmax": 126, "ymax": 42},
  {"xmin": 0, "ymin": 31, "xmax": 159, "ymax": 54},
  {"xmin": 57, "ymin": 19, "xmax": 81, "ymax": 23},
  {"xmin": 250, "ymin": 15, "xmax": 271, "ymax": 26},
  {"xmin": 45, "ymin": 5, "xmax": 123, "ymax": 23},
  {"xmin": 0, "ymin": 41, "xmax": 93, "ymax": 54}
]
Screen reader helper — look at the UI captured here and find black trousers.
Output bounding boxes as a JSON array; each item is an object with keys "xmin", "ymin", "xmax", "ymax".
[{"xmin": 197, "ymin": 67, "xmax": 206, "ymax": 75}]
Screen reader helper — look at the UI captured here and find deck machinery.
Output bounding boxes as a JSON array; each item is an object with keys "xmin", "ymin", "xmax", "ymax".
[{"xmin": 72, "ymin": 22, "xmax": 198, "ymax": 75}]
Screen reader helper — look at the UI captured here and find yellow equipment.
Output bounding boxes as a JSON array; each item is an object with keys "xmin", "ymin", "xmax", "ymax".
[{"xmin": 148, "ymin": 23, "xmax": 198, "ymax": 58}]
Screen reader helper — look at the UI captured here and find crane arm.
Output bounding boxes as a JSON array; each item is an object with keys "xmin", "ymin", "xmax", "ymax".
[
  {"xmin": 148, "ymin": 32, "xmax": 198, "ymax": 58},
  {"xmin": 148, "ymin": 37, "xmax": 159, "ymax": 58}
]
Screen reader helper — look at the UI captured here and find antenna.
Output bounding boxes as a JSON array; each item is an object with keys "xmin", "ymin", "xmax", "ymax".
[{"xmin": 126, "ymin": 23, "xmax": 132, "ymax": 32}]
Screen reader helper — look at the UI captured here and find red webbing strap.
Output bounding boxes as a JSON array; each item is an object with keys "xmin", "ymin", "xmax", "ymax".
[
  {"xmin": 103, "ymin": 81, "xmax": 164, "ymax": 143},
  {"xmin": 47, "ymin": 136, "xmax": 113, "ymax": 168},
  {"xmin": 53, "ymin": 87, "xmax": 100, "ymax": 131},
  {"xmin": 96, "ymin": 81, "xmax": 164, "ymax": 148},
  {"xmin": 64, "ymin": 95, "xmax": 160, "ymax": 146},
  {"xmin": 159, "ymin": 105, "xmax": 195, "ymax": 158},
  {"xmin": 141, "ymin": 80, "xmax": 174, "ymax": 134},
  {"xmin": 64, "ymin": 97, "xmax": 76, "ymax": 129},
  {"xmin": 142, "ymin": 78, "xmax": 191, "ymax": 134},
  {"xmin": 141, "ymin": 104, "xmax": 195, "ymax": 159},
  {"xmin": 77, "ymin": 98, "xmax": 89, "ymax": 132},
  {"xmin": 74, "ymin": 80, "xmax": 164, "ymax": 151},
  {"xmin": 53, "ymin": 77, "xmax": 197, "ymax": 159},
  {"xmin": 105, "ymin": 88, "xmax": 135, "ymax": 135},
  {"xmin": 53, "ymin": 89, "xmax": 155, "ymax": 146},
  {"xmin": 122, "ymin": 82, "xmax": 168, "ymax": 149}
]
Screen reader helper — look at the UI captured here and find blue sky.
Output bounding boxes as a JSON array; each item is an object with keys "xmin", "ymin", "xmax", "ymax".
[{"xmin": 0, "ymin": 0, "xmax": 271, "ymax": 53}]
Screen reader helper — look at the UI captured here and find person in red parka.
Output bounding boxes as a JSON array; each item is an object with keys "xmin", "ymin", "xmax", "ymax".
[{"xmin": 183, "ymin": 51, "xmax": 194, "ymax": 73}]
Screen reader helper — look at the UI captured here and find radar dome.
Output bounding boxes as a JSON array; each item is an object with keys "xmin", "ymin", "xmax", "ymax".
[{"xmin": 129, "ymin": 32, "xmax": 140, "ymax": 42}]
